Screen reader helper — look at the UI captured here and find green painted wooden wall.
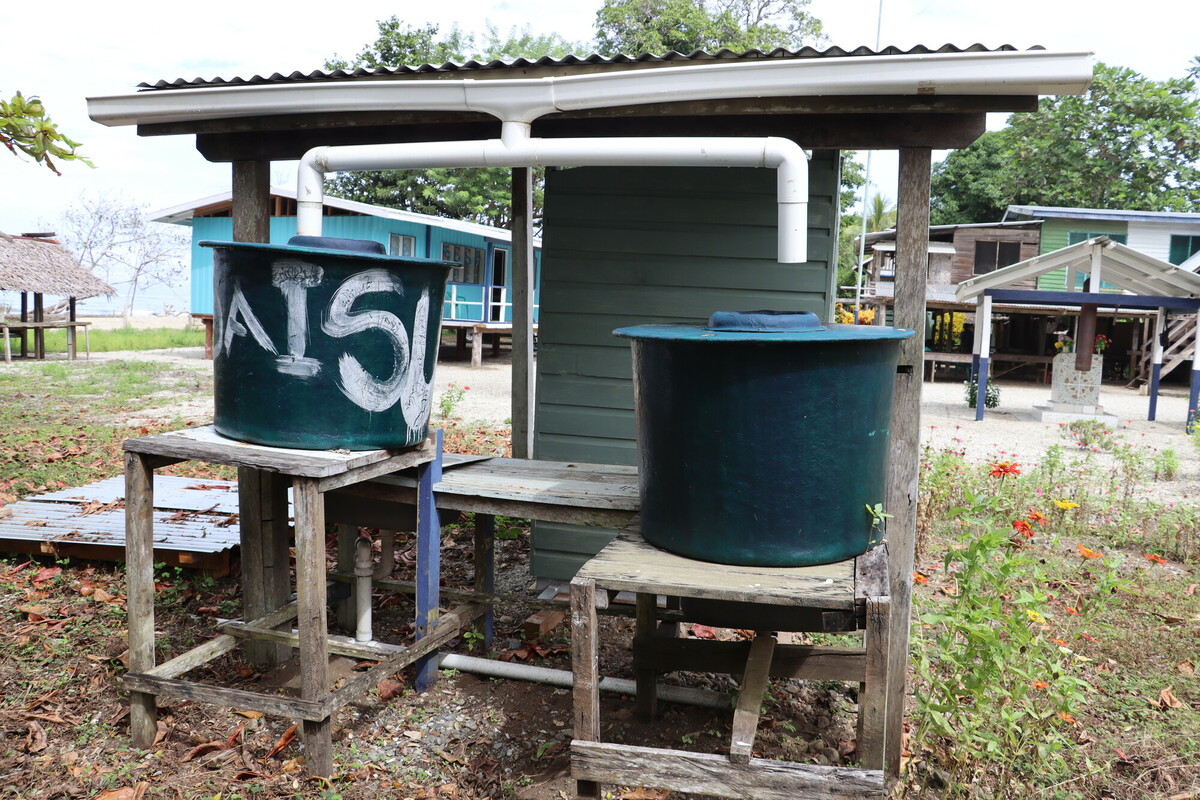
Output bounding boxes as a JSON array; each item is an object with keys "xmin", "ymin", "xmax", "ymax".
[
  {"xmin": 530, "ymin": 155, "xmax": 840, "ymax": 580},
  {"xmin": 1036, "ymin": 218, "xmax": 1129, "ymax": 291}
]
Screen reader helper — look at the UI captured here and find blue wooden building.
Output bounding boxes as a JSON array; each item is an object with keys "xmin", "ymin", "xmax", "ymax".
[{"xmin": 152, "ymin": 187, "xmax": 541, "ymax": 324}]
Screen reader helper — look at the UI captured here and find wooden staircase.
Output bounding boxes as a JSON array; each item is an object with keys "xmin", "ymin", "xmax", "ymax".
[{"xmin": 1127, "ymin": 313, "xmax": 1198, "ymax": 388}]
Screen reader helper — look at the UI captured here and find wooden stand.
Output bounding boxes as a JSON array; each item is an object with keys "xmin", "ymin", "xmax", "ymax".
[
  {"xmin": 122, "ymin": 426, "xmax": 460, "ymax": 777},
  {"xmin": 570, "ymin": 527, "xmax": 893, "ymax": 799}
]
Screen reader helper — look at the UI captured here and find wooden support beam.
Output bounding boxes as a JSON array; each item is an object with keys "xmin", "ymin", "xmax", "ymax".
[
  {"xmin": 571, "ymin": 741, "xmax": 886, "ymax": 800},
  {"xmin": 884, "ymin": 146, "xmax": 931, "ymax": 777},
  {"xmin": 293, "ymin": 477, "xmax": 333, "ymax": 777},
  {"xmin": 571, "ymin": 576, "xmax": 601, "ymax": 800},
  {"xmin": 124, "ymin": 452, "xmax": 158, "ymax": 748},
  {"xmin": 634, "ymin": 592, "xmax": 659, "ymax": 719},
  {"xmin": 633, "ymin": 638, "xmax": 866, "ymax": 682},
  {"xmin": 231, "ymin": 160, "xmax": 270, "ymax": 243},
  {"xmin": 124, "ymin": 674, "xmax": 327, "ymax": 721},
  {"xmin": 144, "ymin": 634, "xmax": 239, "ymax": 680},
  {"xmin": 856, "ymin": 597, "xmax": 892, "ymax": 773},
  {"xmin": 510, "ymin": 166, "xmax": 536, "ymax": 459},
  {"xmin": 730, "ymin": 632, "xmax": 776, "ymax": 764}
]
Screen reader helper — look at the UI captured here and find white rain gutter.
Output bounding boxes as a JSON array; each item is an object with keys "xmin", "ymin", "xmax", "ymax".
[
  {"xmin": 87, "ymin": 50, "xmax": 1094, "ymax": 128},
  {"xmin": 296, "ymin": 127, "xmax": 810, "ymax": 262}
]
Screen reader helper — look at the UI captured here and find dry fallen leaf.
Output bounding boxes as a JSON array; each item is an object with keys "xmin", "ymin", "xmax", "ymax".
[
  {"xmin": 377, "ymin": 679, "xmax": 405, "ymax": 702},
  {"xmin": 1157, "ymin": 686, "xmax": 1185, "ymax": 710},
  {"xmin": 616, "ymin": 788, "xmax": 670, "ymax": 800},
  {"xmin": 24, "ymin": 721, "xmax": 47, "ymax": 753},
  {"xmin": 93, "ymin": 783, "xmax": 149, "ymax": 800},
  {"xmin": 1185, "ymin": 584, "xmax": 1198, "ymax": 597},
  {"xmin": 234, "ymin": 710, "xmax": 264, "ymax": 720},
  {"xmin": 1178, "ymin": 661, "xmax": 1196, "ymax": 677},
  {"xmin": 689, "ymin": 624, "xmax": 717, "ymax": 640},
  {"xmin": 265, "ymin": 723, "xmax": 298, "ymax": 759}
]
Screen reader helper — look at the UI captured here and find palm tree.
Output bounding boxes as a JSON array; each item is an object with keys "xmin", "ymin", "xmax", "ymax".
[{"xmin": 866, "ymin": 193, "xmax": 896, "ymax": 232}]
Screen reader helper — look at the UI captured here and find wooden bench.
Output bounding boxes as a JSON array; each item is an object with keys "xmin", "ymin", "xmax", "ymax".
[
  {"xmin": 442, "ymin": 319, "xmax": 537, "ymax": 367},
  {"xmin": 1, "ymin": 320, "xmax": 91, "ymax": 362},
  {"xmin": 924, "ymin": 351, "xmax": 1054, "ymax": 383},
  {"xmin": 570, "ymin": 526, "xmax": 891, "ymax": 798}
]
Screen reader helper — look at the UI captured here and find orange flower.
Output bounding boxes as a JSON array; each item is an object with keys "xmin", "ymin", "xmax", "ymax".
[
  {"xmin": 1012, "ymin": 519, "xmax": 1034, "ymax": 538},
  {"xmin": 913, "ymin": 572, "xmax": 929, "ymax": 584},
  {"xmin": 1052, "ymin": 638, "xmax": 1068, "ymax": 647},
  {"xmin": 1031, "ymin": 680, "xmax": 1049, "ymax": 690},
  {"xmin": 1065, "ymin": 607, "xmax": 1080, "ymax": 616},
  {"xmin": 1077, "ymin": 544, "xmax": 1103, "ymax": 559},
  {"xmin": 1027, "ymin": 510, "xmax": 1049, "ymax": 527},
  {"xmin": 1058, "ymin": 711, "xmax": 1076, "ymax": 723},
  {"xmin": 1144, "ymin": 553, "xmax": 1168, "ymax": 565},
  {"xmin": 989, "ymin": 461, "xmax": 1021, "ymax": 478},
  {"xmin": 1080, "ymin": 633, "xmax": 1097, "ymax": 642}
]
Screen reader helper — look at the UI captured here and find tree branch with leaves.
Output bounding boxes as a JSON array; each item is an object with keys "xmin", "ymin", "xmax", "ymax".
[{"xmin": 1, "ymin": 92, "xmax": 92, "ymax": 175}]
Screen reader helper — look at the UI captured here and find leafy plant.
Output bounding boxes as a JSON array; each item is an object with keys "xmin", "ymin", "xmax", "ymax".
[
  {"xmin": 436, "ymin": 383, "xmax": 468, "ymax": 419},
  {"xmin": 1063, "ymin": 419, "xmax": 1116, "ymax": 451},
  {"xmin": 963, "ymin": 377, "xmax": 1000, "ymax": 409}
]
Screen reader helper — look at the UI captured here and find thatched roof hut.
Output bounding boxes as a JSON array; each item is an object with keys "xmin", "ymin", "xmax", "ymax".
[{"xmin": 0, "ymin": 232, "xmax": 115, "ymax": 300}]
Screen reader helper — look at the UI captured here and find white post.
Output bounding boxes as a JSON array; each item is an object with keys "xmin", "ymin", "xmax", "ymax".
[
  {"xmin": 1148, "ymin": 307, "xmax": 1166, "ymax": 421},
  {"xmin": 975, "ymin": 294, "xmax": 993, "ymax": 421}
]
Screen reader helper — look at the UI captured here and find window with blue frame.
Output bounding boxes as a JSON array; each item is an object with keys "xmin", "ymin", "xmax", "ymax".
[
  {"xmin": 441, "ymin": 243, "xmax": 486, "ymax": 284},
  {"xmin": 389, "ymin": 233, "xmax": 416, "ymax": 257},
  {"xmin": 1169, "ymin": 234, "xmax": 1200, "ymax": 266}
]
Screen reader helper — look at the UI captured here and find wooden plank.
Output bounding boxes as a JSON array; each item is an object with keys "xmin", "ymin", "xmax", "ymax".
[
  {"xmin": 730, "ymin": 632, "xmax": 776, "ymax": 765},
  {"xmin": 146, "ymin": 635, "xmax": 239, "ymax": 680},
  {"xmin": 292, "ymin": 477, "xmax": 332, "ymax": 776},
  {"xmin": 577, "ymin": 530, "xmax": 856, "ymax": 608},
  {"xmin": 124, "ymin": 673, "xmax": 326, "ymax": 721},
  {"xmin": 414, "ymin": 452, "xmax": 442, "ymax": 693},
  {"xmin": 633, "ymin": 639, "xmax": 866, "ymax": 682},
  {"xmin": 571, "ymin": 576, "xmax": 601, "ymax": 800},
  {"xmin": 570, "ymin": 740, "xmax": 886, "ymax": 800},
  {"xmin": 122, "ymin": 426, "xmax": 432, "ymax": 480},
  {"xmin": 885, "ymin": 147, "xmax": 931, "ymax": 779},
  {"xmin": 239, "ymin": 467, "xmax": 286, "ymax": 665},
  {"xmin": 124, "ymin": 452, "xmax": 158, "ymax": 748},
  {"xmin": 857, "ymin": 597, "xmax": 891, "ymax": 772},
  {"xmin": 854, "ymin": 544, "xmax": 889, "ymax": 601}
]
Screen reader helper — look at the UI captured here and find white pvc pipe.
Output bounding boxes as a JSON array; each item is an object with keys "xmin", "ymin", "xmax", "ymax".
[
  {"xmin": 298, "ymin": 132, "xmax": 809, "ymax": 262},
  {"xmin": 436, "ymin": 652, "xmax": 732, "ymax": 711},
  {"xmin": 354, "ymin": 537, "xmax": 373, "ymax": 643}
]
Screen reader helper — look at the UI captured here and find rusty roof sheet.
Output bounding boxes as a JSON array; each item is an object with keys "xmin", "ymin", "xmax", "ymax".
[{"xmin": 138, "ymin": 43, "xmax": 1037, "ymax": 90}]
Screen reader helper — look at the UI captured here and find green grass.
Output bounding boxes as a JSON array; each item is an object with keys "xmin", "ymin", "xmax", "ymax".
[
  {"xmin": 34, "ymin": 326, "xmax": 205, "ymax": 353},
  {"xmin": 0, "ymin": 360, "xmax": 216, "ymax": 499}
]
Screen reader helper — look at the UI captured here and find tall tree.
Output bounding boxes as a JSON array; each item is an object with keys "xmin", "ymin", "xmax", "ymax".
[
  {"xmin": 930, "ymin": 63, "xmax": 1200, "ymax": 223},
  {"xmin": 57, "ymin": 194, "xmax": 188, "ymax": 320},
  {"xmin": 1, "ymin": 92, "xmax": 91, "ymax": 175},
  {"xmin": 594, "ymin": 0, "xmax": 824, "ymax": 54},
  {"xmin": 324, "ymin": 21, "xmax": 584, "ymax": 229}
]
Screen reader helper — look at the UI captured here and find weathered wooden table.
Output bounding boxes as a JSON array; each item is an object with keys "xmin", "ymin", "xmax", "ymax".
[
  {"xmin": 1, "ymin": 319, "xmax": 91, "ymax": 361},
  {"xmin": 570, "ymin": 526, "xmax": 892, "ymax": 799},
  {"xmin": 121, "ymin": 426, "xmax": 454, "ymax": 777}
]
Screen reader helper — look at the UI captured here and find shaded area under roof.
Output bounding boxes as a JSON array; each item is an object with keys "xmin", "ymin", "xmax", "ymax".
[
  {"xmin": 138, "ymin": 44, "xmax": 1038, "ymax": 90},
  {"xmin": 957, "ymin": 236, "xmax": 1200, "ymax": 301},
  {"xmin": 0, "ymin": 235, "xmax": 115, "ymax": 299}
]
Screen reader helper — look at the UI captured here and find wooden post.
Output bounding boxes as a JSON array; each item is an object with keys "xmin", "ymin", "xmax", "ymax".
[
  {"xmin": 1148, "ymin": 308, "xmax": 1166, "ymax": 421},
  {"xmin": 232, "ymin": 161, "xmax": 271, "ymax": 244},
  {"xmin": 1189, "ymin": 314, "xmax": 1200, "ymax": 431},
  {"xmin": 975, "ymin": 294, "xmax": 993, "ymax": 421},
  {"xmin": 67, "ymin": 297, "xmax": 77, "ymax": 359},
  {"xmin": 571, "ymin": 576, "xmax": 601, "ymax": 800},
  {"xmin": 33, "ymin": 292, "xmax": 43, "ymax": 359},
  {"xmin": 414, "ymin": 433, "xmax": 443, "ymax": 691},
  {"xmin": 857, "ymin": 596, "xmax": 892, "ymax": 772},
  {"xmin": 293, "ymin": 477, "xmax": 333, "ymax": 777},
  {"xmin": 238, "ymin": 467, "xmax": 292, "ymax": 665},
  {"xmin": 473, "ymin": 513, "xmax": 496, "ymax": 649},
  {"xmin": 124, "ymin": 452, "xmax": 158, "ymax": 748},
  {"xmin": 883, "ymin": 147, "xmax": 931, "ymax": 777},
  {"xmin": 510, "ymin": 166, "xmax": 536, "ymax": 459},
  {"xmin": 1075, "ymin": 304, "xmax": 1098, "ymax": 372},
  {"xmin": 634, "ymin": 592, "xmax": 658, "ymax": 719}
]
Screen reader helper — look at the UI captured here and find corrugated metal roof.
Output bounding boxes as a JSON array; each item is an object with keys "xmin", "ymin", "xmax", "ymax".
[
  {"xmin": 1004, "ymin": 205, "xmax": 1200, "ymax": 224},
  {"xmin": 137, "ymin": 43, "xmax": 1037, "ymax": 90}
]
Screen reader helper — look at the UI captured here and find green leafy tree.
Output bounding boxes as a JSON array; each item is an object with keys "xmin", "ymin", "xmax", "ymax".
[
  {"xmin": 929, "ymin": 130, "xmax": 1012, "ymax": 224},
  {"xmin": 1, "ymin": 92, "xmax": 92, "ymax": 175},
  {"xmin": 594, "ymin": 0, "xmax": 824, "ymax": 54},
  {"xmin": 930, "ymin": 63, "xmax": 1200, "ymax": 223},
  {"xmin": 324, "ymin": 20, "xmax": 584, "ymax": 228},
  {"xmin": 865, "ymin": 193, "xmax": 896, "ymax": 232}
]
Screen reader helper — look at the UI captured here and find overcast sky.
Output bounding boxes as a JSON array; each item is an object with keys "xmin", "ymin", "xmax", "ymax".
[{"xmin": 2, "ymin": 0, "xmax": 1196, "ymax": 236}]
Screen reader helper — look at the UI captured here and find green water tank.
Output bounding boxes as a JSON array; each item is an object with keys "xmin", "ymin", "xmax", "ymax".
[
  {"xmin": 204, "ymin": 236, "xmax": 452, "ymax": 451},
  {"xmin": 614, "ymin": 311, "xmax": 914, "ymax": 567}
]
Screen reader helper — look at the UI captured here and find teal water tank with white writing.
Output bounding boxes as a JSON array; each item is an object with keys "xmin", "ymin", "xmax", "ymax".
[{"xmin": 202, "ymin": 237, "xmax": 452, "ymax": 450}]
